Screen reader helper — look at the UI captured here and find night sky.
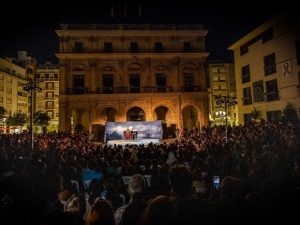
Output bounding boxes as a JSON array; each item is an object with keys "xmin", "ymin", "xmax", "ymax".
[{"xmin": 0, "ymin": 0, "xmax": 285, "ymax": 64}]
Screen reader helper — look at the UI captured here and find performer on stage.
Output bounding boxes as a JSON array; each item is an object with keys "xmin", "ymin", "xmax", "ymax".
[{"xmin": 124, "ymin": 127, "xmax": 132, "ymax": 139}]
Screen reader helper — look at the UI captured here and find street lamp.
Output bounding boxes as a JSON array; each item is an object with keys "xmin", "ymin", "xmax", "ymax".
[
  {"xmin": 23, "ymin": 81, "xmax": 42, "ymax": 151},
  {"xmin": 215, "ymin": 95, "xmax": 237, "ymax": 143}
]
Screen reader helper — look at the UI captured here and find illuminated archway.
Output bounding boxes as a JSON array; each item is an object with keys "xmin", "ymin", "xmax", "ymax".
[
  {"xmin": 126, "ymin": 107, "xmax": 145, "ymax": 121},
  {"xmin": 182, "ymin": 105, "xmax": 199, "ymax": 129}
]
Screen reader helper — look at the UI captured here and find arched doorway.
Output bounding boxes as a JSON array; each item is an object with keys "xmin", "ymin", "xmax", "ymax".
[
  {"xmin": 154, "ymin": 106, "xmax": 172, "ymax": 124},
  {"xmin": 182, "ymin": 106, "xmax": 199, "ymax": 130},
  {"xmin": 70, "ymin": 109, "xmax": 89, "ymax": 132},
  {"xmin": 127, "ymin": 107, "xmax": 145, "ymax": 121},
  {"xmin": 70, "ymin": 110, "xmax": 79, "ymax": 132}
]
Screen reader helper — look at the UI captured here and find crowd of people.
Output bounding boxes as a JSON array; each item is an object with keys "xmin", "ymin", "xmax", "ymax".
[{"xmin": 0, "ymin": 120, "xmax": 299, "ymax": 225}]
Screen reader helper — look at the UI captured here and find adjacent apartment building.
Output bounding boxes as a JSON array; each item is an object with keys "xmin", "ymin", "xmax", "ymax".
[
  {"xmin": 0, "ymin": 57, "xmax": 29, "ymax": 131},
  {"xmin": 56, "ymin": 24, "xmax": 209, "ymax": 139},
  {"xmin": 229, "ymin": 12, "xmax": 300, "ymax": 124},
  {"xmin": 208, "ymin": 62, "xmax": 238, "ymax": 125},
  {"xmin": 35, "ymin": 62, "xmax": 60, "ymax": 131}
]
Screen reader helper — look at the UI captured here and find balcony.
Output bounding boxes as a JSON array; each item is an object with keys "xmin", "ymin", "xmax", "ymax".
[
  {"xmin": 61, "ymin": 24, "xmax": 204, "ymax": 31},
  {"xmin": 66, "ymin": 85, "xmax": 206, "ymax": 95},
  {"xmin": 45, "ymin": 86, "xmax": 55, "ymax": 90},
  {"xmin": 266, "ymin": 91, "xmax": 279, "ymax": 102},
  {"xmin": 67, "ymin": 87, "xmax": 89, "ymax": 94}
]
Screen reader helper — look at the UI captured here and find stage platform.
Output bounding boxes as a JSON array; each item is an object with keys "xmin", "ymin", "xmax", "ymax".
[{"xmin": 106, "ymin": 138, "xmax": 160, "ymax": 146}]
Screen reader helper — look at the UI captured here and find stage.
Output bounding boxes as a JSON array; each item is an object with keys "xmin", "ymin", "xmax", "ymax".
[{"xmin": 106, "ymin": 138, "xmax": 161, "ymax": 146}]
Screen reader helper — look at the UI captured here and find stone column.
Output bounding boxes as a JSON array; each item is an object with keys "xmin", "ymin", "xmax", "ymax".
[
  {"xmin": 89, "ymin": 62, "xmax": 97, "ymax": 93},
  {"xmin": 59, "ymin": 63, "xmax": 66, "ymax": 94},
  {"xmin": 59, "ymin": 101, "xmax": 66, "ymax": 131}
]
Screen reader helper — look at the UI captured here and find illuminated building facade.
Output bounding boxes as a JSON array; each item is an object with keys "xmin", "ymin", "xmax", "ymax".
[
  {"xmin": 208, "ymin": 62, "xmax": 238, "ymax": 125},
  {"xmin": 229, "ymin": 12, "xmax": 300, "ymax": 124},
  {"xmin": 35, "ymin": 62, "xmax": 60, "ymax": 131},
  {"xmin": 56, "ymin": 24, "xmax": 209, "ymax": 139}
]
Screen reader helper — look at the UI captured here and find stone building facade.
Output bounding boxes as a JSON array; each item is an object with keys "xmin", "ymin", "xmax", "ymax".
[{"xmin": 56, "ymin": 24, "xmax": 209, "ymax": 140}]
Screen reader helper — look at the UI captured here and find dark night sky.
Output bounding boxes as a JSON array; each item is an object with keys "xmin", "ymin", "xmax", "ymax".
[{"xmin": 0, "ymin": 0, "xmax": 285, "ymax": 64}]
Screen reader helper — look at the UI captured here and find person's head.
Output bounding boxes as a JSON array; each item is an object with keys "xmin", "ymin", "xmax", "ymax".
[
  {"xmin": 86, "ymin": 198, "xmax": 115, "ymax": 225},
  {"xmin": 141, "ymin": 195, "xmax": 177, "ymax": 225},
  {"xmin": 169, "ymin": 165, "xmax": 193, "ymax": 197},
  {"xmin": 64, "ymin": 194, "xmax": 85, "ymax": 219},
  {"xmin": 128, "ymin": 174, "xmax": 147, "ymax": 195},
  {"xmin": 221, "ymin": 176, "xmax": 245, "ymax": 202}
]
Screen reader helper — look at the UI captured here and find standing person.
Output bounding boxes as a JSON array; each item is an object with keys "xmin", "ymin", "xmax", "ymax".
[
  {"xmin": 140, "ymin": 195, "xmax": 177, "ymax": 225},
  {"xmin": 175, "ymin": 128, "xmax": 180, "ymax": 139},
  {"xmin": 114, "ymin": 174, "xmax": 147, "ymax": 225},
  {"xmin": 169, "ymin": 165, "xmax": 211, "ymax": 225},
  {"xmin": 86, "ymin": 198, "xmax": 115, "ymax": 225}
]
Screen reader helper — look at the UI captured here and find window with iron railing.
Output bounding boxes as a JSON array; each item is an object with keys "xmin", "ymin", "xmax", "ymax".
[
  {"xmin": 154, "ymin": 42, "xmax": 163, "ymax": 53},
  {"xmin": 264, "ymin": 53, "xmax": 276, "ymax": 76},
  {"xmin": 266, "ymin": 79, "xmax": 279, "ymax": 101},
  {"xmin": 243, "ymin": 87, "xmax": 252, "ymax": 105},
  {"xmin": 104, "ymin": 42, "xmax": 113, "ymax": 53},
  {"xmin": 74, "ymin": 42, "xmax": 83, "ymax": 53},
  {"xmin": 241, "ymin": 65, "xmax": 250, "ymax": 83}
]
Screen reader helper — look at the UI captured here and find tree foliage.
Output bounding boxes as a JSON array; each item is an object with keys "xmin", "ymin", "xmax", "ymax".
[
  {"xmin": 33, "ymin": 111, "xmax": 51, "ymax": 128},
  {"xmin": 250, "ymin": 107, "xmax": 261, "ymax": 120},
  {"xmin": 282, "ymin": 103, "xmax": 298, "ymax": 122},
  {"xmin": 6, "ymin": 112, "xmax": 27, "ymax": 127},
  {"xmin": 0, "ymin": 106, "xmax": 6, "ymax": 122}
]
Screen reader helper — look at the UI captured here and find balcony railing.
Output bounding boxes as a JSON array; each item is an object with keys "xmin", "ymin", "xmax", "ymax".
[
  {"xmin": 266, "ymin": 91, "xmax": 279, "ymax": 101},
  {"xmin": 61, "ymin": 47, "xmax": 205, "ymax": 54},
  {"xmin": 66, "ymin": 85, "xmax": 206, "ymax": 95},
  {"xmin": 61, "ymin": 24, "xmax": 204, "ymax": 31}
]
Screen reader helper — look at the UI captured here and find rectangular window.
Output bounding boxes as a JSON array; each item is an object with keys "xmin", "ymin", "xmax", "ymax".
[
  {"xmin": 252, "ymin": 80, "xmax": 265, "ymax": 102},
  {"xmin": 244, "ymin": 113, "xmax": 252, "ymax": 123},
  {"xmin": 74, "ymin": 42, "xmax": 83, "ymax": 53},
  {"xmin": 243, "ymin": 87, "xmax": 252, "ymax": 105},
  {"xmin": 241, "ymin": 65, "xmax": 250, "ymax": 83},
  {"xmin": 130, "ymin": 74, "xmax": 140, "ymax": 93},
  {"xmin": 296, "ymin": 41, "xmax": 300, "ymax": 65},
  {"xmin": 262, "ymin": 27, "xmax": 273, "ymax": 43},
  {"xmin": 46, "ymin": 110, "xmax": 54, "ymax": 119},
  {"xmin": 46, "ymin": 92, "xmax": 54, "ymax": 98},
  {"xmin": 46, "ymin": 101, "xmax": 54, "ymax": 109},
  {"xmin": 104, "ymin": 42, "xmax": 113, "ymax": 53},
  {"xmin": 183, "ymin": 73, "xmax": 194, "ymax": 92},
  {"xmin": 130, "ymin": 42, "xmax": 139, "ymax": 53},
  {"xmin": 267, "ymin": 110, "xmax": 281, "ymax": 123},
  {"xmin": 0, "ymin": 97, "xmax": 3, "ymax": 102},
  {"xmin": 183, "ymin": 42, "xmax": 192, "ymax": 52},
  {"xmin": 46, "ymin": 82, "xmax": 54, "ymax": 90},
  {"xmin": 266, "ymin": 79, "xmax": 279, "ymax": 101},
  {"xmin": 155, "ymin": 42, "xmax": 163, "ymax": 53},
  {"xmin": 103, "ymin": 74, "xmax": 114, "ymax": 93},
  {"xmin": 240, "ymin": 45, "xmax": 248, "ymax": 55},
  {"xmin": 212, "ymin": 76, "xmax": 219, "ymax": 81},
  {"xmin": 264, "ymin": 53, "xmax": 277, "ymax": 75},
  {"xmin": 156, "ymin": 73, "xmax": 166, "ymax": 92}
]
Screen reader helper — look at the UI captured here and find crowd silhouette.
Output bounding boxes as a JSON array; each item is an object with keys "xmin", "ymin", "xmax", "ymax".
[{"xmin": 0, "ymin": 120, "xmax": 299, "ymax": 225}]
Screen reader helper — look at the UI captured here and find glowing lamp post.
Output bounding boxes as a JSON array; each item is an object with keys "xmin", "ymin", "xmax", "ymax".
[
  {"xmin": 215, "ymin": 95, "xmax": 237, "ymax": 143},
  {"xmin": 23, "ymin": 81, "xmax": 42, "ymax": 151}
]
